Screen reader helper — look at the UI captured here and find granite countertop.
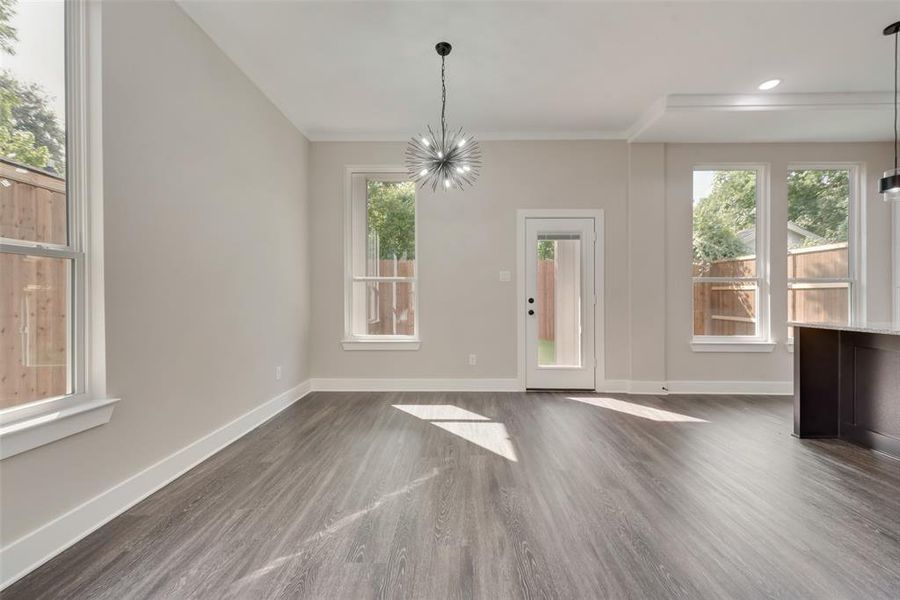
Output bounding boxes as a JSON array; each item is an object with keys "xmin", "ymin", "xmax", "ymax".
[{"xmin": 788, "ymin": 321, "xmax": 900, "ymax": 335}]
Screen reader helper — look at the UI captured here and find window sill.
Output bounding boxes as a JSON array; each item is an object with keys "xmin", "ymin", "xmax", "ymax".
[
  {"xmin": 342, "ymin": 339, "xmax": 421, "ymax": 351},
  {"xmin": 0, "ymin": 397, "xmax": 119, "ymax": 460},
  {"xmin": 691, "ymin": 341, "xmax": 776, "ymax": 353}
]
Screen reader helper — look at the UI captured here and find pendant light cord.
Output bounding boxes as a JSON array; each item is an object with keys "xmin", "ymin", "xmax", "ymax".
[{"xmin": 441, "ymin": 54, "xmax": 447, "ymax": 140}]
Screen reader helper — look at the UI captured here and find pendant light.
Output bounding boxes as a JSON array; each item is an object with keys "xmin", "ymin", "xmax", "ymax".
[
  {"xmin": 881, "ymin": 21, "xmax": 900, "ymax": 202},
  {"xmin": 406, "ymin": 42, "xmax": 481, "ymax": 191}
]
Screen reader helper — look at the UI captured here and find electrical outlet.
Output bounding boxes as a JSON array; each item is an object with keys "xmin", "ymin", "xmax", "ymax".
[
  {"xmin": 275, "ymin": 366, "xmax": 282, "ymax": 381},
  {"xmin": 467, "ymin": 354, "xmax": 477, "ymax": 366}
]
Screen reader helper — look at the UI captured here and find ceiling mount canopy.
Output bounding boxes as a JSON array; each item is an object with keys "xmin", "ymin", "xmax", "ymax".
[
  {"xmin": 880, "ymin": 20, "xmax": 900, "ymax": 201},
  {"xmin": 406, "ymin": 41, "xmax": 481, "ymax": 192}
]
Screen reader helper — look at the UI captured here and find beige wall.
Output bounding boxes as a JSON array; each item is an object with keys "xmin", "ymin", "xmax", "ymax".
[
  {"xmin": 0, "ymin": 1, "xmax": 311, "ymax": 545},
  {"xmin": 310, "ymin": 140, "xmax": 893, "ymax": 387},
  {"xmin": 663, "ymin": 142, "xmax": 894, "ymax": 383},
  {"xmin": 309, "ymin": 141, "xmax": 631, "ymax": 381}
]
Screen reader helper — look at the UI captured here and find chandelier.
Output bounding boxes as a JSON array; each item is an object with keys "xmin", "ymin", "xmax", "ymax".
[{"xmin": 406, "ymin": 42, "xmax": 481, "ymax": 191}]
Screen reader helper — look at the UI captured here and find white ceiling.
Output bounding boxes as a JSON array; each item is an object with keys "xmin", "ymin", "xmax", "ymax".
[{"xmin": 179, "ymin": 1, "xmax": 900, "ymax": 143}]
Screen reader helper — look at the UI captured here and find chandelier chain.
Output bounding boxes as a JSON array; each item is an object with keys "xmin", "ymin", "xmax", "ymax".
[{"xmin": 441, "ymin": 55, "xmax": 447, "ymax": 139}]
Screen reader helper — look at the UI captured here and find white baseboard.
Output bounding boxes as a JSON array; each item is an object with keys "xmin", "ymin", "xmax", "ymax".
[
  {"xmin": 0, "ymin": 380, "xmax": 313, "ymax": 591},
  {"xmin": 312, "ymin": 378, "xmax": 791, "ymax": 395},
  {"xmin": 311, "ymin": 378, "xmax": 521, "ymax": 392},
  {"xmin": 666, "ymin": 380, "xmax": 792, "ymax": 395},
  {"xmin": 595, "ymin": 379, "xmax": 631, "ymax": 393},
  {"xmin": 625, "ymin": 381, "xmax": 670, "ymax": 395},
  {"xmin": 599, "ymin": 379, "xmax": 790, "ymax": 395}
]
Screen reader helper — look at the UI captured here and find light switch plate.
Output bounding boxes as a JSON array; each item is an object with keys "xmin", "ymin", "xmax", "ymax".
[{"xmin": 499, "ymin": 270, "xmax": 511, "ymax": 282}]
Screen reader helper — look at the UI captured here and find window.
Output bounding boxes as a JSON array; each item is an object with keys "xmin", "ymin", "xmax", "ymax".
[
  {"xmin": 0, "ymin": 1, "xmax": 112, "ymax": 459},
  {"xmin": 343, "ymin": 170, "xmax": 419, "ymax": 349},
  {"xmin": 692, "ymin": 167, "xmax": 770, "ymax": 347},
  {"xmin": 1, "ymin": 0, "xmax": 72, "ymax": 409},
  {"xmin": 787, "ymin": 167, "xmax": 857, "ymax": 336}
]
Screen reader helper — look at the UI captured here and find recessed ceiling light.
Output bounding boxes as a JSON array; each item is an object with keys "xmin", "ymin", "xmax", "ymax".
[{"xmin": 757, "ymin": 78, "xmax": 781, "ymax": 91}]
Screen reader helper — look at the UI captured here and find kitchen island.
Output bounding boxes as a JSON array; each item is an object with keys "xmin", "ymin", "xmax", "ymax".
[{"xmin": 791, "ymin": 322, "xmax": 900, "ymax": 459}]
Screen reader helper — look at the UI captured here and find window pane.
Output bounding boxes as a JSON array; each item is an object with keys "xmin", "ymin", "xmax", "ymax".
[
  {"xmin": 693, "ymin": 281, "xmax": 757, "ymax": 337},
  {"xmin": 355, "ymin": 280, "xmax": 415, "ymax": 336},
  {"xmin": 0, "ymin": 163, "xmax": 67, "ymax": 244},
  {"xmin": 787, "ymin": 169, "xmax": 849, "ymax": 278},
  {"xmin": 0, "ymin": 0, "xmax": 68, "ymax": 244},
  {"xmin": 536, "ymin": 235, "xmax": 582, "ymax": 367},
  {"xmin": 1, "ymin": 252, "xmax": 72, "ymax": 408},
  {"xmin": 692, "ymin": 170, "xmax": 757, "ymax": 277},
  {"xmin": 366, "ymin": 180, "xmax": 415, "ymax": 276},
  {"xmin": 788, "ymin": 283, "xmax": 849, "ymax": 327}
]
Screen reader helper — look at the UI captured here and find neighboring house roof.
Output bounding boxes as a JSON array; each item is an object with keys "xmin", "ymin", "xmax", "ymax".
[{"xmin": 737, "ymin": 222, "xmax": 827, "ymax": 252}]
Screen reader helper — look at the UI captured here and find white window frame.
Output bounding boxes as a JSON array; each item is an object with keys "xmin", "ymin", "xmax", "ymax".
[
  {"xmin": 786, "ymin": 163, "xmax": 863, "ymax": 341},
  {"xmin": 691, "ymin": 164, "xmax": 774, "ymax": 352},
  {"xmin": 0, "ymin": 1, "xmax": 115, "ymax": 460},
  {"xmin": 342, "ymin": 166, "xmax": 420, "ymax": 351}
]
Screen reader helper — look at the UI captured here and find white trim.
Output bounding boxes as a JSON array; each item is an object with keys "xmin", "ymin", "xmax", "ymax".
[
  {"xmin": 516, "ymin": 209, "xmax": 605, "ymax": 391},
  {"xmin": 623, "ymin": 380, "xmax": 670, "ymax": 395},
  {"xmin": 691, "ymin": 341, "xmax": 777, "ymax": 353},
  {"xmin": 0, "ymin": 381, "xmax": 313, "ymax": 591},
  {"xmin": 341, "ymin": 340, "xmax": 421, "ymax": 351},
  {"xmin": 666, "ymin": 380, "xmax": 792, "ymax": 395},
  {"xmin": 0, "ymin": 397, "xmax": 118, "ymax": 460},
  {"xmin": 305, "ymin": 130, "xmax": 626, "ymax": 142},
  {"xmin": 625, "ymin": 95, "xmax": 668, "ymax": 142},
  {"xmin": 310, "ymin": 378, "xmax": 789, "ymax": 395},
  {"xmin": 343, "ymin": 166, "xmax": 419, "ymax": 345},
  {"xmin": 665, "ymin": 92, "xmax": 892, "ymax": 113},
  {"xmin": 786, "ymin": 163, "xmax": 864, "ymax": 327},
  {"xmin": 311, "ymin": 378, "xmax": 520, "ymax": 392}
]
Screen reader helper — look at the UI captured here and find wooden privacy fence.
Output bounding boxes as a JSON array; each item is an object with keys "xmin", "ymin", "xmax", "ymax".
[
  {"xmin": 0, "ymin": 160, "xmax": 69, "ymax": 408},
  {"xmin": 537, "ymin": 260, "xmax": 555, "ymax": 340},
  {"xmin": 367, "ymin": 259, "xmax": 415, "ymax": 336},
  {"xmin": 693, "ymin": 244, "xmax": 849, "ymax": 336}
]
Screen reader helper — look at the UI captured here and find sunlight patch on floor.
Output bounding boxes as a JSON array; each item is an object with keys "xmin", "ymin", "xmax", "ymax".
[
  {"xmin": 566, "ymin": 396, "xmax": 709, "ymax": 423},
  {"xmin": 392, "ymin": 404, "xmax": 518, "ymax": 461},
  {"xmin": 392, "ymin": 404, "xmax": 489, "ymax": 421},
  {"xmin": 431, "ymin": 421, "xmax": 518, "ymax": 462}
]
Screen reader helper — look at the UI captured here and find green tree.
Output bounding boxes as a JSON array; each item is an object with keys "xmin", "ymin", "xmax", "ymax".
[
  {"xmin": 0, "ymin": 0, "xmax": 66, "ymax": 175},
  {"xmin": 0, "ymin": 85, "xmax": 50, "ymax": 168},
  {"xmin": 0, "ymin": 0, "xmax": 17, "ymax": 56},
  {"xmin": 692, "ymin": 170, "xmax": 756, "ymax": 266},
  {"xmin": 692, "ymin": 169, "xmax": 851, "ymax": 267},
  {"xmin": 367, "ymin": 180, "xmax": 416, "ymax": 259},
  {"xmin": 0, "ymin": 72, "xmax": 65, "ymax": 174},
  {"xmin": 787, "ymin": 169, "xmax": 848, "ymax": 246}
]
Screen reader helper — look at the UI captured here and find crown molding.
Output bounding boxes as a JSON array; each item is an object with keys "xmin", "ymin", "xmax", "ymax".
[{"xmin": 305, "ymin": 130, "xmax": 628, "ymax": 143}]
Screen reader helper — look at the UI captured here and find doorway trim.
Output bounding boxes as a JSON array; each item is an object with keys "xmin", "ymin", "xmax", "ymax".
[{"xmin": 516, "ymin": 209, "xmax": 605, "ymax": 391}]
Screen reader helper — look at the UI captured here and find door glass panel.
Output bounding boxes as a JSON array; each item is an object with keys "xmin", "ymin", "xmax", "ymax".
[{"xmin": 536, "ymin": 234, "xmax": 581, "ymax": 367}]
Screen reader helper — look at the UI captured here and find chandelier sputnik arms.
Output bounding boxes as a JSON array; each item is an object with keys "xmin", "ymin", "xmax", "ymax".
[{"xmin": 406, "ymin": 42, "xmax": 481, "ymax": 192}]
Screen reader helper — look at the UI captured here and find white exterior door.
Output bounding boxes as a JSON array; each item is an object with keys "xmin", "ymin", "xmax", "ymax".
[{"xmin": 525, "ymin": 217, "xmax": 596, "ymax": 389}]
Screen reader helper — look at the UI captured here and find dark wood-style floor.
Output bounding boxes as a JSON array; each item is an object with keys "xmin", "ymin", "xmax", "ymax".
[{"xmin": 5, "ymin": 391, "xmax": 900, "ymax": 599}]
